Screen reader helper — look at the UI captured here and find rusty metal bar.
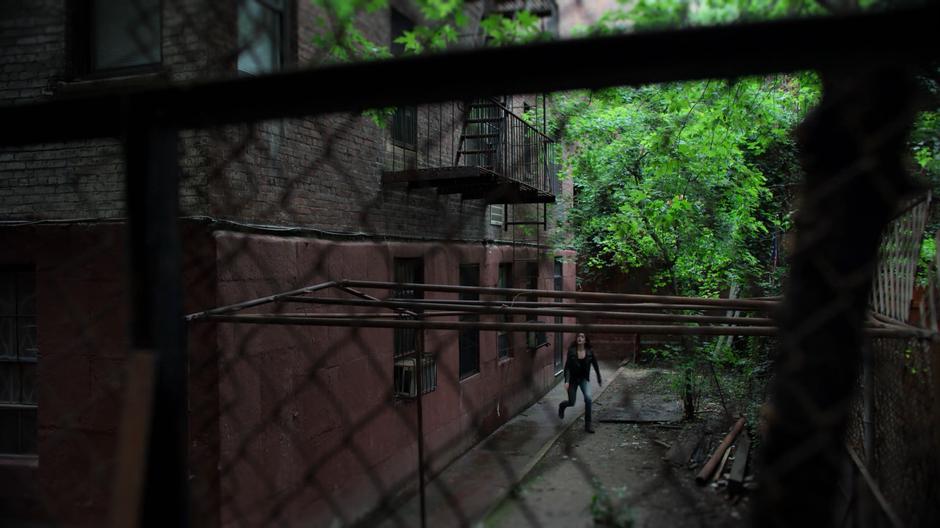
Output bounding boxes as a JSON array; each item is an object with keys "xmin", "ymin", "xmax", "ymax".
[
  {"xmin": 191, "ymin": 314, "xmax": 933, "ymax": 338},
  {"xmin": 281, "ymin": 311, "xmax": 476, "ymax": 318},
  {"xmin": 339, "ymin": 280, "xmax": 777, "ymax": 309},
  {"xmin": 415, "ymin": 332, "xmax": 426, "ymax": 528},
  {"xmin": 336, "ymin": 284, "xmax": 419, "ymax": 319},
  {"xmin": 125, "ymin": 119, "xmax": 188, "ymax": 527},
  {"xmin": 870, "ymin": 311, "xmax": 910, "ymax": 328},
  {"xmin": 279, "ymin": 296, "xmax": 776, "ymax": 325},
  {"xmin": 383, "ymin": 298, "xmax": 775, "ymax": 312},
  {"xmin": 183, "ymin": 281, "xmax": 338, "ymax": 321},
  {"xmin": 696, "ymin": 417, "xmax": 746, "ymax": 485},
  {"xmin": 846, "ymin": 445, "xmax": 903, "ymax": 528}
]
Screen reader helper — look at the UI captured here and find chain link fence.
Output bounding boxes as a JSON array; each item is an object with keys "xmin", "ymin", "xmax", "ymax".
[{"xmin": 1, "ymin": 1, "xmax": 939, "ymax": 527}]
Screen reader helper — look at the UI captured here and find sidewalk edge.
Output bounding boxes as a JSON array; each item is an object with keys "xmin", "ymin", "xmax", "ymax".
[{"xmin": 475, "ymin": 360, "xmax": 630, "ymax": 527}]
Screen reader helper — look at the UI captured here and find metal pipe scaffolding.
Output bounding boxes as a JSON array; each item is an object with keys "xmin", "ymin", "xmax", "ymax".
[
  {"xmin": 338, "ymin": 280, "xmax": 777, "ymax": 309},
  {"xmin": 191, "ymin": 314, "xmax": 931, "ymax": 339},
  {"xmin": 277, "ymin": 296, "xmax": 777, "ymax": 326},
  {"xmin": 184, "ymin": 279, "xmax": 935, "ymax": 339}
]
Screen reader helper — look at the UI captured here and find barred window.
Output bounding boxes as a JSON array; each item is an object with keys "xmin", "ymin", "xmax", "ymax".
[
  {"xmin": 459, "ymin": 264, "xmax": 480, "ymax": 378},
  {"xmin": 497, "ymin": 263, "xmax": 513, "ymax": 359},
  {"xmin": 0, "ymin": 270, "xmax": 37, "ymax": 456},
  {"xmin": 525, "ymin": 262, "xmax": 547, "ymax": 349},
  {"xmin": 390, "ymin": 9, "xmax": 417, "ymax": 148},
  {"xmin": 393, "ymin": 258, "xmax": 433, "ymax": 398}
]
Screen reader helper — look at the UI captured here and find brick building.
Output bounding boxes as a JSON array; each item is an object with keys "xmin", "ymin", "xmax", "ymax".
[{"xmin": 0, "ymin": 0, "xmax": 575, "ymax": 526}]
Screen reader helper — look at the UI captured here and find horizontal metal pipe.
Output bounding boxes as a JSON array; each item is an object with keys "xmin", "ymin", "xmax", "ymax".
[
  {"xmin": 285, "ymin": 296, "xmax": 773, "ymax": 312},
  {"xmin": 278, "ymin": 311, "xmax": 470, "ymax": 318},
  {"xmin": 280, "ymin": 296, "xmax": 775, "ymax": 325},
  {"xmin": 340, "ymin": 280, "xmax": 777, "ymax": 309},
  {"xmin": 336, "ymin": 285, "xmax": 418, "ymax": 318},
  {"xmin": 192, "ymin": 314, "xmax": 934, "ymax": 338},
  {"xmin": 870, "ymin": 311, "xmax": 910, "ymax": 328},
  {"xmin": 184, "ymin": 281, "xmax": 337, "ymax": 320}
]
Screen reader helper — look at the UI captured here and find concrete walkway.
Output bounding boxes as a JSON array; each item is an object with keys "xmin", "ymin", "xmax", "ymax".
[{"xmin": 376, "ymin": 360, "xmax": 624, "ymax": 528}]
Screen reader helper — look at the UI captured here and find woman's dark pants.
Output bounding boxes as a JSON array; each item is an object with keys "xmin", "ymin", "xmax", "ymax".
[{"xmin": 559, "ymin": 378, "xmax": 592, "ymax": 430}]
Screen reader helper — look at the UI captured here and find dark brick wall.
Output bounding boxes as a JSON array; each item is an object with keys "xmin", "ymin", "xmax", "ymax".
[
  {"xmin": 202, "ymin": 0, "xmax": 511, "ymax": 241},
  {"xmin": 0, "ymin": 0, "xmax": 560, "ymax": 245},
  {"xmin": 0, "ymin": 0, "xmax": 64, "ymax": 104},
  {"xmin": 0, "ymin": 0, "xmax": 213, "ymax": 220}
]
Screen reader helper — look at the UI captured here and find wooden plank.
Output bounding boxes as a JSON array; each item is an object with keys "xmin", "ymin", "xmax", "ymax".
[
  {"xmin": 595, "ymin": 406, "xmax": 683, "ymax": 423},
  {"xmin": 696, "ymin": 417, "xmax": 746, "ymax": 485},
  {"xmin": 727, "ymin": 432, "xmax": 751, "ymax": 493},
  {"xmin": 109, "ymin": 351, "xmax": 157, "ymax": 528},
  {"xmin": 711, "ymin": 442, "xmax": 734, "ymax": 483}
]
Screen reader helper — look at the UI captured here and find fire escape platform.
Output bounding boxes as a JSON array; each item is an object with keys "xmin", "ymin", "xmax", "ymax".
[{"xmin": 382, "ymin": 166, "xmax": 556, "ymax": 204}]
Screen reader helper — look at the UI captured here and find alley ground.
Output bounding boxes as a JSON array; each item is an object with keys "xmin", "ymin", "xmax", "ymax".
[{"xmin": 483, "ymin": 366, "xmax": 751, "ymax": 528}]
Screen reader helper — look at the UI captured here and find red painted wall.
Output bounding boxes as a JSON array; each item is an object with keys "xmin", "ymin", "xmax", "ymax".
[
  {"xmin": 0, "ymin": 224, "xmax": 128, "ymax": 525},
  {"xmin": 201, "ymin": 232, "xmax": 576, "ymax": 526},
  {"xmin": 0, "ymin": 223, "xmax": 218, "ymax": 527},
  {"xmin": 0, "ymin": 224, "xmax": 574, "ymax": 527}
]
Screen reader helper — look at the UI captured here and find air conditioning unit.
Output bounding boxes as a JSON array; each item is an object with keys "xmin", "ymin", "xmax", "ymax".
[{"xmin": 394, "ymin": 355, "xmax": 437, "ymax": 399}]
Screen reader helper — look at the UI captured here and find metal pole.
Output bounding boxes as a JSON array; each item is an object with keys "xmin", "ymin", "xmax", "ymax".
[
  {"xmin": 279, "ymin": 296, "xmax": 774, "ymax": 312},
  {"xmin": 340, "ymin": 279, "xmax": 777, "ymax": 309},
  {"xmin": 276, "ymin": 297, "xmax": 776, "ymax": 325},
  {"xmin": 184, "ymin": 280, "xmax": 337, "ymax": 320},
  {"xmin": 124, "ymin": 117, "xmax": 189, "ymax": 527},
  {"xmin": 193, "ymin": 314, "xmax": 935, "ymax": 339},
  {"xmin": 415, "ymin": 326, "xmax": 426, "ymax": 528}
]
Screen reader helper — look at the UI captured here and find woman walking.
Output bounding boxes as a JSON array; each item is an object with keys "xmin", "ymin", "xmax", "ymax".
[{"xmin": 558, "ymin": 332, "xmax": 602, "ymax": 433}]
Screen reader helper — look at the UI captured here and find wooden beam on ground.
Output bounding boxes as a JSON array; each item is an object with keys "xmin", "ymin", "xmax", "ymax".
[{"xmin": 728, "ymin": 432, "xmax": 751, "ymax": 494}]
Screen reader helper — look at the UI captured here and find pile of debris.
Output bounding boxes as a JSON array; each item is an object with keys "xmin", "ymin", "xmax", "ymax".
[{"xmin": 666, "ymin": 417, "xmax": 756, "ymax": 502}]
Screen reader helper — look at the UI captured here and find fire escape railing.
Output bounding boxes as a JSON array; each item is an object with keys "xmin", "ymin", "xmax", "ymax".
[{"xmin": 453, "ymin": 97, "xmax": 558, "ymax": 198}]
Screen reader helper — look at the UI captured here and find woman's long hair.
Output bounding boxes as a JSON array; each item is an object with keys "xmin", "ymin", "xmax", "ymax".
[{"xmin": 568, "ymin": 333, "xmax": 592, "ymax": 353}]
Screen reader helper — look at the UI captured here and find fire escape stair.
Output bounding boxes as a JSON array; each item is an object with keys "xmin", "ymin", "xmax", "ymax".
[{"xmin": 382, "ymin": 99, "xmax": 556, "ymax": 205}]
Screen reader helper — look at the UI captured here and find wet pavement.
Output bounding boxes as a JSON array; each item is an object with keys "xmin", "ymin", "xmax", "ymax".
[{"xmin": 375, "ymin": 360, "xmax": 623, "ymax": 528}]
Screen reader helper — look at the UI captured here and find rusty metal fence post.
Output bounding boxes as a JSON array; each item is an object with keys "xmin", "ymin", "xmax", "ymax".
[{"xmin": 124, "ymin": 117, "xmax": 189, "ymax": 528}]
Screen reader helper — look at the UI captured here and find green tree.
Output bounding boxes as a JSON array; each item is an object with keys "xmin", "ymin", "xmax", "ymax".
[{"xmin": 560, "ymin": 76, "xmax": 815, "ymax": 297}]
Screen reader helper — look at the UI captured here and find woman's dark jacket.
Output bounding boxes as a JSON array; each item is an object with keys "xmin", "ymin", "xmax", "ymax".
[{"xmin": 563, "ymin": 345, "xmax": 601, "ymax": 384}]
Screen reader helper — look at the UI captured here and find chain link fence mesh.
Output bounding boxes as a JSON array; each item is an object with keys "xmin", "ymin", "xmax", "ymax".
[{"xmin": 0, "ymin": 1, "xmax": 938, "ymax": 527}]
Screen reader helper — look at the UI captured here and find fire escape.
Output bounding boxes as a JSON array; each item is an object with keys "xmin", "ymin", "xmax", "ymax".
[
  {"xmin": 381, "ymin": 96, "xmax": 558, "ymax": 207},
  {"xmin": 381, "ymin": 2, "xmax": 561, "ymax": 350}
]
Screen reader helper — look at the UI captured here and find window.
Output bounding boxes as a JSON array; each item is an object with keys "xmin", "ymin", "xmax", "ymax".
[
  {"xmin": 525, "ymin": 262, "xmax": 547, "ymax": 349},
  {"xmin": 490, "ymin": 204, "xmax": 505, "ymax": 226},
  {"xmin": 390, "ymin": 9, "xmax": 417, "ymax": 148},
  {"xmin": 238, "ymin": 0, "xmax": 285, "ymax": 75},
  {"xmin": 458, "ymin": 264, "xmax": 480, "ymax": 378},
  {"xmin": 393, "ymin": 258, "xmax": 434, "ymax": 398},
  {"xmin": 73, "ymin": 0, "xmax": 162, "ymax": 75},
  {"xmin": 394, "ymin": 355, "xmax": 437, "ymax": 398},
  {"xmin": 0, "ymin": 270, "xmax": 37, "ymax": 456},
  {"xmin": 497, "ymin": 263, "xmax": 512, "ymax": 359}
]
